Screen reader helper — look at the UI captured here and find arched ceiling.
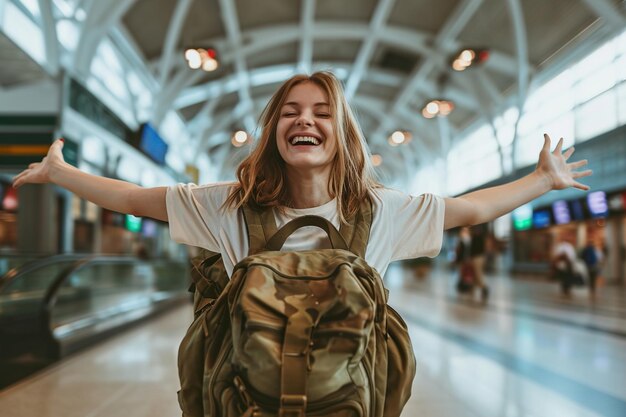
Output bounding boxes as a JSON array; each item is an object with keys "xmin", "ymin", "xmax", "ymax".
[{"xmin": 3, "ymin": 0, "xmax": 625, "ymax": 181}]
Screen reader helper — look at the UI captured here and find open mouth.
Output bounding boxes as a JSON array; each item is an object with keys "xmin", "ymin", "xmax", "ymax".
[{"xmin": 289, "ymin": 135, "xmax": 322, "ymax": 146}]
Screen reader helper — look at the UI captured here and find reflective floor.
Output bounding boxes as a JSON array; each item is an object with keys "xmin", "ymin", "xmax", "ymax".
[{"xmin": 0, "ymin": 264, "xmax": 624, "ymax": 417}]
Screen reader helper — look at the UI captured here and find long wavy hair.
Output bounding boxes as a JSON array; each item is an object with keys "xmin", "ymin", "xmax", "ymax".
[{"xmin": 224, "ymin": 71, "xmax": 380, "ymax": 223}]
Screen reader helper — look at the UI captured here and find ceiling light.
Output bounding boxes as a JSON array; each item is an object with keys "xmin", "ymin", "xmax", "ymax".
[
  {"xmin": 450, "ymin": 48, "xmax": 489, "ymax": 71},
  {"xmin": 460, "ymin": 49, "xmax": 475, "ymax": 62},
  {"xmin": 422, "ymin": 100, "xmax": 455, "ymax": 118},
  {"xmin": 202, "ymin": 57, "xmax": 218, "ymax": 72},
  {"xmin": 388, "ymin": 130, "xmax": 412, "ymax": 146},
  {"xmin": 391, "ymin": 131, "xmax": 405, "ymax": 144},
  {"xmin": 452, "ymin": 59, "xmax": 468, "ymax": 71},
  {"xmin": 185, "ymin": 47, "xmax": 219, "ymax": 71},
  {"xmin": 185, "ymin": 49, "xmax": 202, "ymax": 69},
  {"xmin": 232, "ymin": 130, "xmax": 248, "ymax": 147},
  {"xmin": 371, "ymin": 154, "xmax": 382, "ymax": 167}
]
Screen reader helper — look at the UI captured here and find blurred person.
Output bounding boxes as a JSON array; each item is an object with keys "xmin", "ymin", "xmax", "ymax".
[
  {"xmin": 12, "ymin": 71, "xmax": 592, "ymax": 416},
  {"xmin": 470, "ymin": 226, "xmax": 489, "ymax": 300},
  {"xmin": 552, "ymin": 234, "xmax": 579, "ymax": 296},
  {"xmin": 455, "ymin": 226, "xmax": 475, "ymax": 294},
  {"xmin": 581, "ymin": 236, "xmax": 604, "ymax": 295}
]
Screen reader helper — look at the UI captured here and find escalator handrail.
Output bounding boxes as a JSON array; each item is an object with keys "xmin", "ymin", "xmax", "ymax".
[
  {"xmin": 42, "ymin": 256, "xmax": 184, "ymax": 322},
  {"xmin": 0, "ymin": 254, "xmax": 88, "ymax": 293}
]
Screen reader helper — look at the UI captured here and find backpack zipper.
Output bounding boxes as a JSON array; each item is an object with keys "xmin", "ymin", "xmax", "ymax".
[{"xmin": 207, "ymin": 336, "xmax": 232, "ymax": 417}]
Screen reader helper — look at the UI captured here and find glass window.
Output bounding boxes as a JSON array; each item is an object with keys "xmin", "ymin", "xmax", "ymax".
[
  {"xmin": 56, "ymin": 19, "xmax": 79, "ymax": 51},
  {"xmin": 571, "ymin": 40, "xmax": 616, "ymax": 80},
  {"xmin": 515, "ymin": 128, "xmax": 545, "ymax": 168},
  {"xmin": 574, "ymin": 65, "xmax": 618, "ymax": 105},
  {"xmin": 16, "ymin": 0, "xmax": 40, "ymax": 19},
  {"xmin": 575, "ymin": 89, "xmax": 618, "ymax": 142},
  {"xmin": 617, "ymin": 82, "xmax": 626, "ymax": 124},
  {"xmin": 529, "ymin": 69, "xmax": 575, "ymax": 106},
  {"xmin": 471, "ymin": 151, "xmax": 502, "ymax": 186},
  {"xmin": 2, "ymin": 2, "xmax": 45, "ymax": 64},
  {"xmin": 541, "ymin": 112, "xmax": 575, "ymax": 148},
  {"xmin": 616, "ymin": 28, "xmax": 626, "ymax": 55},
  {"xmin": 615, "ymin": 54, "xmax": 626, "ymax": 82}
]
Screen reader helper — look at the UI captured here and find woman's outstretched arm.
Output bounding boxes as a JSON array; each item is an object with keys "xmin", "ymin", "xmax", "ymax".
[
  {"xmin": 12, "ymin": 138, "xmax": 168, "ymax": 222},
  {"xmin": 443, "ymin": 134, "xmax": 592, "ymax": 230}
]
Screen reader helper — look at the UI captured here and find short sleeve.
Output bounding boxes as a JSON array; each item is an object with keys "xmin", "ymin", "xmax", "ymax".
[
  {"xmin": 370, "ymin": 189, "xmax": 445, "ymax": 261},
  {"xmin": 166, "ymin": 183, "xmax": 233, "ymax": 251}
]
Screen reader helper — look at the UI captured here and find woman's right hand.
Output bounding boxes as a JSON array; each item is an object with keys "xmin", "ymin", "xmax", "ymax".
[{"xmin": 12, "ymin": 138, "xmax": 66, "ymax": 188}]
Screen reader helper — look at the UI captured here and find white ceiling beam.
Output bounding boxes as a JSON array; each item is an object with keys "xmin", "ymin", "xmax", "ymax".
[
  {"xmin": 196, "ymin": 100, "xmax": 255, "ymax": 155},
  {"xmin": 344, "ymin": 0, "xmax": 396, "ymax": 100},
  {"xmin": 110, "ymin": 25, "xmax": 160, "ymax": 94},
  {"xmin": 579, "ymin": 0, "xmax": 626, "ymax": 31},
  {"xmin": 158, "ymin": 0, "xmax": 194, "ymax": 87},
  {"xmin": 37, "ymin": 0, "xmax": 59, "ymax": 76},
  {"xmin": 372, "ymin": 0, "xmax": 484, "ymax": 141},
  {"xmin": 149, "ymin": 22, "xmax": 525, "ymax": 78},
  {"xmin": 297, "ymin": 0, "xmax": 316, "ymax": 73},
  {"xmin": 217, "ymin": 0, "xmax": 256, "ymax": 133},
  {"xmin": 151, "ymin": 21, "xmax": 525, "ymax": 122},
  {"xmin": 506, "ymin": 0, "xmax": 529, "ymax": 172},
  {"xmin": 73, "ymin": 0, "xmax": 137, "ymax": 75},
  {"xmin": 174, "ymin": 62, "xmax": 482, "ymax": 112}
]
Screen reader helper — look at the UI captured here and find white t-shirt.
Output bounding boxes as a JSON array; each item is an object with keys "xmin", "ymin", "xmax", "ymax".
[{"xmin": 166, "ymin": 182, "xmax": 445, "ymax": 277}]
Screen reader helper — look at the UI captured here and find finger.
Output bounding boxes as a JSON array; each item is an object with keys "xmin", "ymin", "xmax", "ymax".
[
  {"xmin": 572, "ymin": 181, "xmax": 590, "ymax": 191},
  {"xmin": 12, "ymin": 171, "xmax": 28, "ymax": 186},
  {"xmin": 54, "ymin": 138, "xmax": 65, "ymax": 149},
  {"xmin": 542, "ymin": 133, "xmax": 551, "ymax": 151},
  {"xmin": 28, "ymin": 162, "xmax": 39, "ymax": 169},
  {"xmin": 12, "ymin": 172, "xmax": 28, "ymax": 188},
  {"xmin": 568, "ymin": 159, "xmax": 588, "ymax": 169},
  {"xmin": 554, "ymin": 137, "xmax": 564, "ymax": 154},
  {"xmin": 12, "ymin": 170, "xmax": 28, "ymax": 181},
  {"xmin": 572, "ymin": 169, "xmax": 592, "ymax": 179},
  {"xmin": 563, "ymin": 147, "xmax": 575, "ymax": 161}
]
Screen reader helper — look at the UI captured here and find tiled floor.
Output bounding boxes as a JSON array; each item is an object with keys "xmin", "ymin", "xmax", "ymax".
[{"xmin": 0, "ymin": 264, "xmax": 624, "ymax": 417}]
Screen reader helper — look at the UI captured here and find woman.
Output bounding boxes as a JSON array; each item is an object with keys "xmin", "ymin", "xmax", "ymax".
[
  {"xmin": 13, "ymin": 71, "xmax": 591, "ymax": 278},
  {"xmin": 14, "ymin": 72, "xmax": 591, "ymax": 415}
]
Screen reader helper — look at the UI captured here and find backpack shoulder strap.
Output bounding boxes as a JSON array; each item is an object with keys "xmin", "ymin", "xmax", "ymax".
[
  {"xmin": 242, "ymin": 204, "xmax": 278, "ymax": 255},
  {"xmin": 339, "ymin": 196, "xmax": 373, "ymax": 258}
]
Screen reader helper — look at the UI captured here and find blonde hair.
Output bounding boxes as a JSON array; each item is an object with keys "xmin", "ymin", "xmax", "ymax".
[{"xmin": 225, "ymin": 71, "xmax": 380, "ymax": 223}]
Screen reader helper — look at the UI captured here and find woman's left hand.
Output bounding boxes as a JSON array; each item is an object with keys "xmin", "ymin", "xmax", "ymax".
[{"xmin": 536, "ymin": 134, "xmax": 592, "ymax": 191}]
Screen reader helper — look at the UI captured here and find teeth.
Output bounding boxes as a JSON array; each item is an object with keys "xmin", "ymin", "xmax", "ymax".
[{"xmin": 290, "ymin": 136, "xmax": 320, "ymax": 145}]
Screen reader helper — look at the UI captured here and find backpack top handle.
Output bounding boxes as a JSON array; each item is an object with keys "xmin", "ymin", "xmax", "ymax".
[{"xmin": 264, "ymin": 215, "xmax": 349, "ymax": 251}]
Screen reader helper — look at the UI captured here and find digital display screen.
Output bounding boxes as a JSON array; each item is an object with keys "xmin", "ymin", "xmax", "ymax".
[
  {"xmin": 569, "ymin": 199, "xmax": 586, "ymax": 221},
  {"xmin": 141, "ymin": 219, "xmax": 158, "ymax": 238},
  {"xmin": 552, "ymin": 200, "xmax": 571, "ymax": 225},
  {"xmin": 587, "ymin": 191, "xmax": 608, "ymax": 218},
  {"xmin": 532, "ymin": 209, "xmax": 551, "ymax": 228},
  {"xmin": 140, "ymin": 123, "xmax": 168, "ymax": 165},
  {"xmin": 608, "ymin": 192, "xmax": 626, "ymax": 212},
  {"xmin": 125, "ymin": 214, "xmax": 142, "ymax": 233},
  {"xmin": 512, "ymin": 204, "xmax": 533, "ymax": 231}
]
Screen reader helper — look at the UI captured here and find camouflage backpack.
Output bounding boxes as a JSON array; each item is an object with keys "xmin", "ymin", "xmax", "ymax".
[{"xmin": 177, "ymin": 200, "xmax": 416, "ymax": 417}]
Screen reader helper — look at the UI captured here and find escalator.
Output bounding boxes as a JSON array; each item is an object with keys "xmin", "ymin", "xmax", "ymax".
[{"xmin": 0, "ymin": 255, "xmax": 189, "ymax": 388}]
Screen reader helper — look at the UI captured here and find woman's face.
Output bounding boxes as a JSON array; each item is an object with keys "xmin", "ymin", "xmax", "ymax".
[{"xmin": 275, "ymin": 82, "xmax": 338, "ymax": 173}]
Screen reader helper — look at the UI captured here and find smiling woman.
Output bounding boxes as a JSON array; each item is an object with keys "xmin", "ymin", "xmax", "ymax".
[
  {"xmin": 11, "ymin": 70, "xmax": 591, "ymax": 417},
  {"xmin": 226, "ymin": 72, "xmax": 376, "ymax": 223}
]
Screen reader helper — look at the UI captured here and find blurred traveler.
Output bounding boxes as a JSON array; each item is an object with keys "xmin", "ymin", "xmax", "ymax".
[
  {"xmin": 455, "ymin": 227, "xmax": 475, "ymax": 294},
  {"xmin": 552, "ymin": 235, "xmax": 578, "ymax": 296},
  {"xmin": 581, "ymin": 237, "xmax": 604, "ymax": 295},
  {"xmin": 470, "ymin": 226, "xmax": 489, "ymax": 300}
]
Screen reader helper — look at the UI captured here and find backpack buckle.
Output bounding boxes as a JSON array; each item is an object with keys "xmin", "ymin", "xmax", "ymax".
[{"xmin": 279, "ymin": 394, "xmax": 307, "ymax": 417}]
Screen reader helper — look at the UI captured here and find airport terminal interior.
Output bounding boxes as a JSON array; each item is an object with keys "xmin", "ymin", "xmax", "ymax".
[{"xmin": 1, "ymin": 0, "xmax": 626, "ymax": 416}]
